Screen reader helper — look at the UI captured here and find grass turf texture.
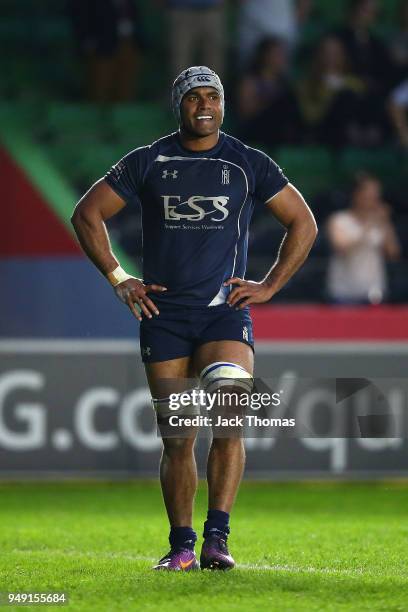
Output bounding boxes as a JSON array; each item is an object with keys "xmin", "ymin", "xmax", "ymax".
[{"xmin": 0, "ymin": 481, "xmax": 407, "ymax": 611}]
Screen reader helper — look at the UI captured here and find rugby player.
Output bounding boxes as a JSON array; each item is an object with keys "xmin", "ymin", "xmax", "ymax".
[{"xmin": 71, "ymin": 66, "xmax": 317, "ymax": 571}]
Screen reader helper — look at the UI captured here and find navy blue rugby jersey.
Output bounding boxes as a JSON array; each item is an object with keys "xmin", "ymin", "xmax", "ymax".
[{"xmin": 104, "ymin": 131, "xmax": 288, "ymax": 307}]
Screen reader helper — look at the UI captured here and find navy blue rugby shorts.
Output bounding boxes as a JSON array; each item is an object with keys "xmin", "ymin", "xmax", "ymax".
[{"xmin": 139, "ymin": 303, "xmax": 254, "ymax": 363}]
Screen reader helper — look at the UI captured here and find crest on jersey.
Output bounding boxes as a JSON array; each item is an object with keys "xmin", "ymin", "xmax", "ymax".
[{"xmin": 221, "ymin": 164, "xmax": 230, "ymax": 185}]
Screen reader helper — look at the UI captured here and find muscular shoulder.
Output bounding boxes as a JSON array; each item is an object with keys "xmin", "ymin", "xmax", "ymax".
[
  {"xmin": 223, "ymin": 134, "xmax": 280, "ymax": 172},
  {"xmin": 223, "ymin": 133, "xmax": 259, "ymax": 162},
  {"xmin": 123, "ymin": 133, "xmax": 176, "ymax": 165},
  {"xmin": 223, "ymin": 133, "xmax": 288, "ymax": 202},
  {"xmin": 106, "ymin": 133, "xmax": 178, "ymax": 198}
]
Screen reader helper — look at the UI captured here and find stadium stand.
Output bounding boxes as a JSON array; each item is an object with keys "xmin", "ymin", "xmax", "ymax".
[{"xmin": 1, "ymin": 0, "xmax": 407, "ymax": 304}]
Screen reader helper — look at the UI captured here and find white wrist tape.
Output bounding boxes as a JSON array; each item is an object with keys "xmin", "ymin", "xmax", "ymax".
[{"xmin": 106, "ymin": 265, "xmax": 133, "ymax": 287}]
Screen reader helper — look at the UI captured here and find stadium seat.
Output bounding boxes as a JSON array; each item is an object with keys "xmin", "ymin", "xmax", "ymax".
[
  {"xmin": 42, "ymin": 140, "xmax": 119, "ymax": 186},
  {"xmin": 80, "ymin": 144, "xmax": 124, "ymax": 182},
  {"xmin": 338, "ymin": 148, "xmax": 399, "ymax": 185},
  {"xmin": 378, "ymin": 0, "xmax": 400, "ymax": 26},
  {"xmin": 274, "ymin": 146, "xmax": 334, "ymax": 199},
  {"xmin": 45, "ymin": 104, "xmax": 111, "ymax": 142},
  {"xmin": 32, "ymin": 19, "xmax": 71, "ymax": 44},
  {"xmin": 313, "ymin": 0, "xmax": 347, "ymax": 24},
  {"xmin": 111, "ymin": 105, "xmax": 174, "ymax": 148}
]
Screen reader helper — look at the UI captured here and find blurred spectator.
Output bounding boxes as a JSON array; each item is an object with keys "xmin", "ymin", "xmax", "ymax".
[
  {"xmin": 68, "ymin": 0, "xmax": 145, "ymax": 103},
  {"xmin": 238, "ymin": 0, "xmax": 313, "ymax": 68},
  {"xmin": 296, "ymin": 35, "xmax": 364, "ymax": 147},
  {"xmin": 326, "ymin": 173, "xmax": 401, "ymax": 304},
  {"xmin": 336, "ymin": 0, "xmax": 392, "ymax": 92},
  {"xmin": 390, "ymin": 0, "xmax": 408, "ymax": 81},
  {"xmin": 165, "ymin": 0, "xmax": 225, "ymax": 79},
  {"xmin": 388, "ymin": 79, "xmax": 408, "ymax": 148},
  {"xmin": 236, "ymin": 37, "xmax": 302, "ymax": 146},
  {"xmin": 334, "ymin": 0, "xmax": 394, "ymax": 145}
]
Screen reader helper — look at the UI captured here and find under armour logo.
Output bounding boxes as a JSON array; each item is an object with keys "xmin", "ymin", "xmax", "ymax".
[
  {"xmin": 142, "ymin": 346, "xmax": 151, "ymax": 357},
  {"xmin": 111, "ymin": 160, "xmax": 125, "ymax": 181},
  {"xmin": 162, "ymin": 169, "xmax": 178, "ymax": 179},
  {"xmin": 243, "ymin": 326, "xmax": 249, "ymax": 341}
]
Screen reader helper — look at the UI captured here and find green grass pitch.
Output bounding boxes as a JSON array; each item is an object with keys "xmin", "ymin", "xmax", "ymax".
[{"xmin": 0, "ymin": 480, "xmax": 407, "ymax": 611}]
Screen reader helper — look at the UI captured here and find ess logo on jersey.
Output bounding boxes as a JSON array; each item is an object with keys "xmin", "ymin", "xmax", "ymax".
[{"xmin": 162, "ymin": 195, "xmax": 230, "ymax": 222}]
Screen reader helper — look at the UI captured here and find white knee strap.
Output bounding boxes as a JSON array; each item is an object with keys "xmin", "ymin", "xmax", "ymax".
[
  {"xmin": 200, "ymin": 361, "xmax": 253, "ymax": 394},
  {"xmin": 151, "ymin": 388, "xmax": 201, "ymax": 418}
]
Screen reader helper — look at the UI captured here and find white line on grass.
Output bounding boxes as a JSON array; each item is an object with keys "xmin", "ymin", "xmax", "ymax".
[
  {"xmin": 237, "ymin": 563, "xmax": 366, "ymax": 575},
  {"xmin": 10, "ymin": 549, "xmax": 368, "ymax": 575}
]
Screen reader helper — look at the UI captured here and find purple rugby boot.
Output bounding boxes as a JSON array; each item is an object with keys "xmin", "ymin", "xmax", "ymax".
[
  {"xmin": 200, "ymin": 535, "xmax": 235, "ymax": 570},
  {"xmin": 152, "ymin": 548, "xmax": 199, "ymax": 571}
]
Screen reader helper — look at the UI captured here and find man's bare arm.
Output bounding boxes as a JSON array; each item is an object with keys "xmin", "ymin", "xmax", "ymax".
[
  {"xmin": 261, "ymin": 183, "xmax": 318, "ymax": 293},
  {"xmin": 71, "ymin": 179, "xmax": 167, "ymax": 320},
  {"xmin": 225, "ymin": 184, "xmax": 318, "ymax": 308},
  {"xmin": 71, "ymin": 179, "xmax": 126, "ymax": 275}
]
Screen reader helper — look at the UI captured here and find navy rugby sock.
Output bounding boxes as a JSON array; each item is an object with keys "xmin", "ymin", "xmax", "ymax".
[
  {"xmin": 203, "ymin": 509, "xmax": 230, "ymax": 540},
  {"xmin": 169, "ymin": 526, "xmax": 197, "ymax": 551}
]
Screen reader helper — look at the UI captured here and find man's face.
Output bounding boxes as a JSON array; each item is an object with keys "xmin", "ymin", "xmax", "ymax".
[{"xmin": 179, "ymin": 87, "xmax": 223, "ymax": 137}]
